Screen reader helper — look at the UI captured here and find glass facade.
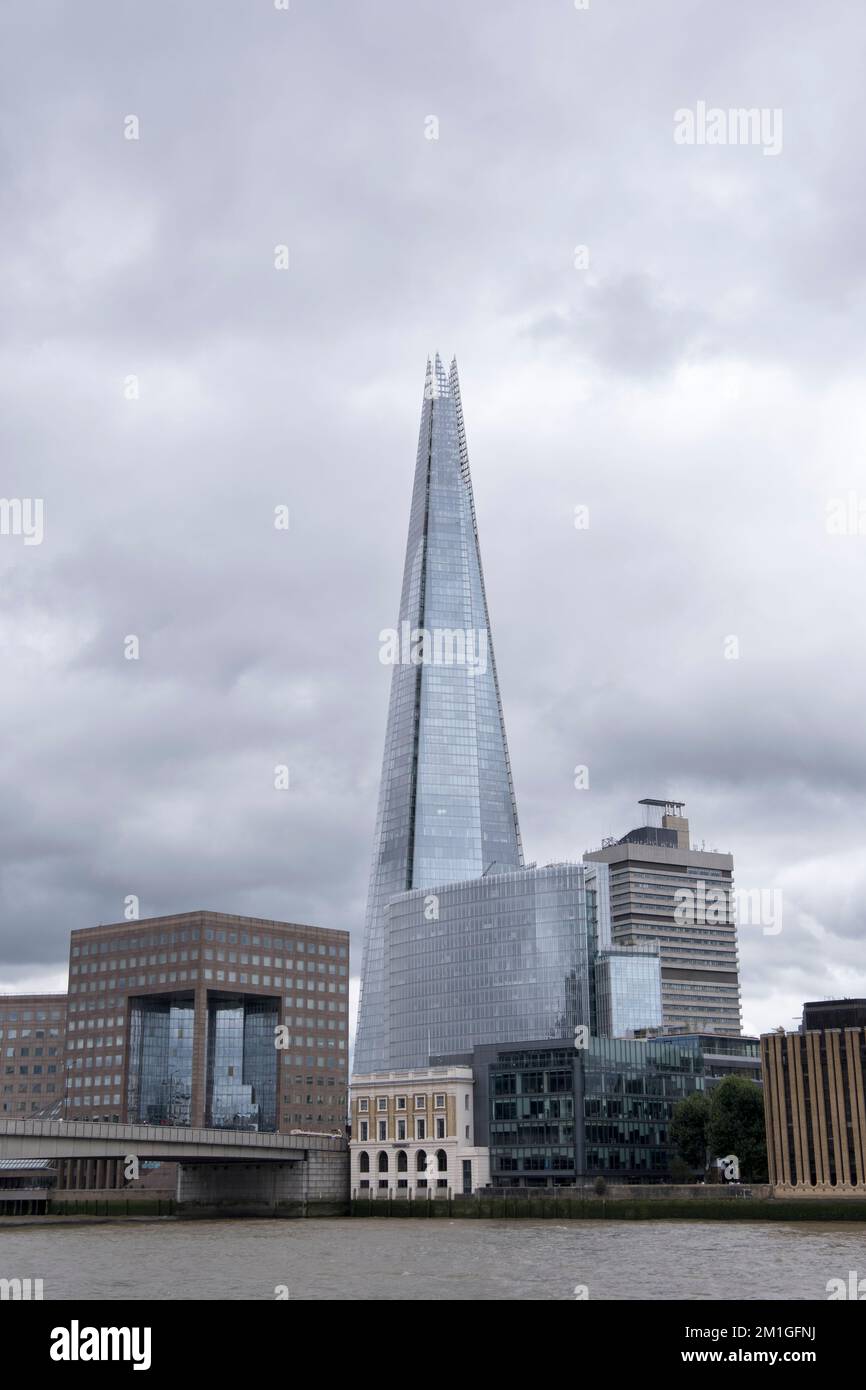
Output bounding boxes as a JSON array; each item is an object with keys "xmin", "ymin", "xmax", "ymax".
[
  {"xmin": 126, "ymin": 994, "xmax": 194, "ymax": 1125},
  {"xmin": 355, "ymin": 356, "xmax": 523, "ymax": 1074},
  {"xmin": 205, "ymin": 995, "xmax": 278, "ymax": 1131},
  {"xmin": 581, "ymin": 1037, "xmax": 704, "ymax": 1179},
  {"xmin": 485, "ymin": 1036, "xmax": 705, "ymax": 1186},
  {"xmin": 594, "ymin": 947, "xmax": 662, "ymax": 1037},
  {"xmin": 382, "ymin": 863, "xmax": 595, "ymax": 1069}
]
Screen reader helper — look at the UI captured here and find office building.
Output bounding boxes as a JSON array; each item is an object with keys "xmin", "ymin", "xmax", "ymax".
[
  {"xmin": 354, "ymin": 355, "xmax": 523, "ymax": 1075},
  {"xmin": 0, "ymin": 993, "xmax": 67, "ymax": 1117},
  {"xmin": 379, "ymin": 861, "xmax": 600, "ymax": 1070},
  {"xmin": 469, "ymin": 1035, "xmax": 706, "ymax": 1186},
  {"xmin": 350, "ymin": 1065, "xmax": 489, "ymax": 1195},
  {"xmin": 65, "ymin": 910, "xmax": 349, "ymax": 1134},
  {"xmin": 585, "ymin": 798, "xmax": 742, "ymax": 1034},
  {"xmin": 762, "ymin": 999, "xmax": 866, "ymax": 1193},
  {"xmin": 638, "ymin": 1029, "xmax": 761, "ymax": 1086},
  {"xmin": 594, "ymin": 946, "xmax": 663, "ymax": 1037}
]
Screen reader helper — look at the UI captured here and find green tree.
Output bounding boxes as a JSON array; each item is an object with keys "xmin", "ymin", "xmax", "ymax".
[
  {"xmin": 707, "ymin": 1075, "xmax": 768, "ymax": 1182},
  {"xmin": 670, "ymin": 1091, "xmax": 711, "ymax": 1172}
]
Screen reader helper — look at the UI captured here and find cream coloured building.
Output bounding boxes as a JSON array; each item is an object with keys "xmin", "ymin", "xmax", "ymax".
[{"xmin": 350, "ymin": 1066, "xmax": 489, "ymax": 1195}]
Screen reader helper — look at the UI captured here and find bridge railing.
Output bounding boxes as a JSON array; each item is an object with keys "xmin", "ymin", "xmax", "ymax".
[{"xmin": 0, "ymin": 1118, "xmax": 346, "ymax": 1151}]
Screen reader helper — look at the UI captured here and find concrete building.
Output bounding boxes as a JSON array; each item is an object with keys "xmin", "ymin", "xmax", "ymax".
[
  {"xmin": 585, "ymin": 798, "xmax": 742, "ymax": 1034},
  {"xmin": 350, "ymin": 1066, "xmax": 490, "ymax": 1195},
  {"xmin": 762, "ymin": 1000, "xmax": 866, "ymax": 1195},
  {"xmin": 0, "ymin": 993, "xmax": 67, "ymax": 1118},
  {"xmin": 65, "ymin": 911, "xmax": 349, "ymax": 1136}
]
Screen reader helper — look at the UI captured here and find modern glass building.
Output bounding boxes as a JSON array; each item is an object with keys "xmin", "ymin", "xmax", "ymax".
[
  {"xmin": 205, "ymin": 996, "xmax": 279, "ymax": 1131},
  {"xmin": 594, "ymin": 946, "xmax": 662, "ymax": 1037},
  {"xmin": 126, "ymin": 994, "xmax": 194, "ymax": 1126},
  {"xmin": 476, "ymin": 1036, "xmax": 706, "ymax": 1186},
  {"xmin": 381, "ymin": 863, "xmax": 597, "ymax": 1069},
  {"xmin": 354, "ymin": 356, "xmax": 523, "ymax": 1074}
]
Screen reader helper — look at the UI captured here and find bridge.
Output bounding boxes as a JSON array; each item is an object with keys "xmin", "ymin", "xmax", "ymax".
[{"xmin": 0, "ymin": 1119, "xmax": 348, "ymax": 1213}]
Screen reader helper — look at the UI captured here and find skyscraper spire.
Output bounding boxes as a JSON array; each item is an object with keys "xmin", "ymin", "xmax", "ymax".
[{"xmin": 353, "ymin": 356, "xmax": 523, "ymax": 1074}]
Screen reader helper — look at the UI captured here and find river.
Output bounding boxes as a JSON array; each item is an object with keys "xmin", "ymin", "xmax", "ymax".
[{"xmin": 3, "ymin": 1218, "xmax": 865, "ymax": 1299}]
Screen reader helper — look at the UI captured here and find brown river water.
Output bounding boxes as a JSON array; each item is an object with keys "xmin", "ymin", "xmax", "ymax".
[{"xmin": 2, "ymin": 1218, "xmax": 866, "ymax": 1299}]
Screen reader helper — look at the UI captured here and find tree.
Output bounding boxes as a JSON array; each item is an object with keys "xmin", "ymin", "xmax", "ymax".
[
  {"xmin": 707, "ymin": 1075, "xmax": 768, "ymax": 1182},
  {"xmin": 669, "ymin": 1155, "xmax": 694, "ymax": 1184},
  {"xmin": 670, "ymin": 1090, "xmax": 711, "ymax": 1172}
]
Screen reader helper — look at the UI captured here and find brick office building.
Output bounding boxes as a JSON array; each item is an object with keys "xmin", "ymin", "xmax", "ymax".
[
  {"xmin": 0, "ymin": 993, "xmax": 67, "ymax": 1117},
  {"xmin": 65, "ymin": 910, "xmax": 349, "ymax": 1135}
]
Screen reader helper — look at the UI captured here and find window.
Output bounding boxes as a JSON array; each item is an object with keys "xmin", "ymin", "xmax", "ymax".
[
  {"xmin": 414, "ymin": 1095, "xmax": 425, "ymax": 1110},
  {"xmin": 435, "ymin": 1116, "xmax": 446, "ymax": 1139},
  {"xmin": 376, "ymin": 1096, "xmax": 387, "ymax": 1112},
  {"xmin": 396, "ymin": 1119, "xmax": 406, "ymax": 1141},
  {"xmin": 415, "ymin": 1117, "xmax": 426, "ymax": 1141},
  {"xmin": 434, "ymin": 1093, "xmax": 446, "ymax": 1109},
  {"xmin": 395, "ymin": 1096, "xmax": 406, "ymax": 1111},
  {"xmin": 377, "ymin": 1120, "xmax": 387, "ymax": 1141},
  {"xmin": 358, "ymin": 1120, "xmax": 368, "ymax": 1142},
  {"xmin": 358, "ymin": 1098, "xmax": 369, "ymax": 1113}
]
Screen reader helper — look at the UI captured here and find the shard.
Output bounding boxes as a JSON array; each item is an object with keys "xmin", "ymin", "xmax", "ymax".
[{"xmin": 353, "ymin": 355, "xmax": 523, "ymax": 1074}]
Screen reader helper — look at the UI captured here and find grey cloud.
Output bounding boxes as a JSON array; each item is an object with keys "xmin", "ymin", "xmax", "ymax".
[{"xmin": 1, "ymin": 0, "xmax": 866, "ymax": 1037}]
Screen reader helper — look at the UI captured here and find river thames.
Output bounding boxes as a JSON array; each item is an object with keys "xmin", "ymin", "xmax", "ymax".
[{"xmin": 3, "ymin": 1218, "xmax": 865, "ymax": 1299}]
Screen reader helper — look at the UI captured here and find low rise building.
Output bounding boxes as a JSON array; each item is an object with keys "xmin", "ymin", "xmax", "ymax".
[
  {"xmin": 762, "ymin": 1000, "xmax": 866, "ymax": 1194},
  {"xmin": 350, "ymin": 1066, "xmax": 490, "ymax": 1195},
  {"xmin": 0, "ymin": 993, "xmax": 67, "ymax": 1117}
]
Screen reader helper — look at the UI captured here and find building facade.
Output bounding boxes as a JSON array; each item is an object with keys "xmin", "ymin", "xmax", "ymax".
[
  {"xmin": 354, "ymin": 355, "xmax": 523, "ymax": 1075},
  {"xmin": 644, "ymin": 1030, "xmax": 761, "ymax": 1086},
  {"xmin": 350, "ymin": 1067, "xmax": 489, "ymax": 1195},
  {"xmin": 0, "ymin": 993, "xmax": 67, "ymax": 1117},
  {"xmin": 65, "ymin": 911, "xmax": 349, "ymax": 1134},
  {"xmin": 585, "ymin": 798, "xmax": 742, "ymax": 1034},
  {"xmin": 380, "ymin": 862, "xmax": 599, "ymax": 1070},
  {"xmin": 593, "ymin": 946, "xmax": 662, "ymax": 1038},
  {"xmin": 762, "ymin": 1000, "xmax": 866, "ymax": 1194},
  {"xmin": 468, "ymin": 1035, "xmax": 707, "ymax": 1187}
]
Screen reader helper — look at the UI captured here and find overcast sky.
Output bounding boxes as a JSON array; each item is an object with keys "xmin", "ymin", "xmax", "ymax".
[{"xmin": 1, "ymin": 0, "xmax": 865, "ymax": 1039}]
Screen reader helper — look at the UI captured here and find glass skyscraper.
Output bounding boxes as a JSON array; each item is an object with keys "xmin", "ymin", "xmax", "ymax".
[
  {"xmin": 354, "ymin": 356, "xmax": 523, "ymax": 1074},
  {"xmin": 383, "ymin": 863, "xmax": 597, "ymax": 1068}
]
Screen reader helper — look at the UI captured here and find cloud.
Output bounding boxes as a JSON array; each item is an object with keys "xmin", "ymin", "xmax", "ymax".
[{"xmin": 1, "ymin": 0, "xmax": 866, "ymax": 1042}]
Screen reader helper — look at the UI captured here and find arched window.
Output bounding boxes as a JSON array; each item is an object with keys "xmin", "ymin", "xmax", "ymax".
[
  {"xmin": 397, "ymin": 1150, "xmax": 408, "ymax": 1172},
  {"xmin": 416, "ymin": 1149, "xmax": 427, "ymax": 1172},
  {"xmin": 358, "ymin": 1151, "xmax": 369, "ymax": 1173},
  {"xmin": 378, "ymin": 1151, "xmax": 389, "ymax": 1173},
  {"xmin": 436, "ymin": 1149, "xmax": 447, "ymax": 1172}
]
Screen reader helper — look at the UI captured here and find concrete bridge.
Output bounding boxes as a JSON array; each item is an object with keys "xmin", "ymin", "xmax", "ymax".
[{"xmin": 0, "ymin": 1119, "xmax": 348, "ymax": 1213}]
